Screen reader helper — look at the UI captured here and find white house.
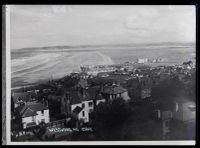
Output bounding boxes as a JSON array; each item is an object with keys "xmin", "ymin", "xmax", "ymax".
[
  {"xmin": 71, "ymin": 97, "xmax": 105, "ymax": 123},
  {"xmin": 16, "ymin": 102, "xmax": 50, "ymax": 129},
  {"xmin": 173, "ymin": 100, "xmax": 195, "ymax": 122},
  {"xmin": 137, "ymin": 58, "xmax": 148, "ymax": 64}
]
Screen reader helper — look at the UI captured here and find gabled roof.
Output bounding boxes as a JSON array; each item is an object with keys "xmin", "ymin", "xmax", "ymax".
[
  {"xmin": 101, "ymin": 85, "xmax": 127, "ymax": 95},
  {"xmin": 72, "ymin": 106, "xmax": 83, "ymax": 114},
  {"xmin": 69, "ymin": 86, "xmax": 105, "ymax": 105},
  {"xmin": 26, "ymin": 102, "xmax": 49, "ymax": 111},
  {"xmin": 22, "ymin": 108, "xmax": 38, "ymax": 118},
  {"xmin": 26, "ymin": 122, "xmax": 37, "ymax": 127},
  {"xmin": 16, "ymin": 102, "xmax": 48, "ymax": 118},
  {"xmin": 12, "ymin": 92, "xmax": 37, "ymax": 104}
]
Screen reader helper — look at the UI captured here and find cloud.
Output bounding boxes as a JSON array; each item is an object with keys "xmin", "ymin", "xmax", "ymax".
[{"xmin": 10, "ymin": 5, "xmax": 196, "ymax": 49}]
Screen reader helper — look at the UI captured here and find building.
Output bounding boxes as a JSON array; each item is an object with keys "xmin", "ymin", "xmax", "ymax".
[
  {"xmin": 15, "ymin": 102, "xmax": 50, "ymax": 129},
  {"xmin": 171, "ymin": 98, "xmax": 196, "ymax": 139},
  {"xmin": 137, "ymin": 58, "xmax": 148, "ymax": 64},
  {"xmin": 12, "ymin": 92, "xmax": 37, "ymax": 108},
  {"xmin": 61, "ymin": 86, "xmax": 106, "ymax": 123},
  {"xmin": 182, "ymin": 61, "xmax": 194, "ymax": 69},
  {"xmin": 154, "ymin": 97, "xmax": 196, "ymax": 140},
  {"xmin": 101, "ymin": 83, "xmax": 130, "ymax": 102}
]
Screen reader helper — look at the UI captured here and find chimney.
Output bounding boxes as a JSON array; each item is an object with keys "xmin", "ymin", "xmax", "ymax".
[
  {"xmin": 82, "ymin": 88, "xmax": 86, "ymax": 99},
  {"xmin": 45, "ymin": 100, "xmax": 48, "ymax": 107},
  {"xmin": 157, "ymin": 110, "xmax": 161, "ymax": 118},
  {"xmin": 174, "ymin": 102, "xmax": 179, "ymax": 112}
]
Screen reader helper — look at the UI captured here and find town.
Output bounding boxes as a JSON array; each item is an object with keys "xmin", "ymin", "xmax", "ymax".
[{"xmin": 11, "ymin": 58, "xmax": 196, "ymax": 141}]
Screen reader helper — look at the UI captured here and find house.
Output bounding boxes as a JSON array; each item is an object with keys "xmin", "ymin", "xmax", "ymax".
[
  {"xmin": 137, "ymin": 58, "xmax": 148, "ymax": 64},
  {"xmin": 12, "ymin": 92, "xmax": 37, "ymax": 108},
  {"xmin": 153, "ymin": 97, "xmax": 196, "ymax": 140},
  {"xmin": 170, "ymin": 97, "xmax": 196, "ymax": 140},
  {"xmin": 182, "ymin": 61, "xmax": 194, "ymax": 69},
  {"xmin": 173, "ymin": 99, "xmax": 195, "ymax": 122},
  {"xmin": 72, "ymin": 106, "xmax": 85, "ymax": 123},
  {"xmin": 101, "ymin": 83, "xmax": 130, "ymax": 102},
  {"xmin": 61, "ymin": 86, "xmax": 105, "ymax": 123},
  {"xmin": 15, "ymin": 102, "xmax": 50, "ymax": 129}
]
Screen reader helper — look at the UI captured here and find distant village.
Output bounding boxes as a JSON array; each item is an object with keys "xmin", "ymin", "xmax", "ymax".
[{"xmin": 11, "ymin": 58, "xmax": 196, "ymax": 141}]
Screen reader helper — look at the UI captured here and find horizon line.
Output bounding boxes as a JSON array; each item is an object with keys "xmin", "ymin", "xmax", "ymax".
[{"xmin": 11, "ymin": 41, "xmax": 196, "ymax": 51}]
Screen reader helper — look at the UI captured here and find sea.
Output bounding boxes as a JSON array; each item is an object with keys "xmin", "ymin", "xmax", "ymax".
[{"xmin": 11, "ymin": 42, "xmax": 196, "ymax": 89}]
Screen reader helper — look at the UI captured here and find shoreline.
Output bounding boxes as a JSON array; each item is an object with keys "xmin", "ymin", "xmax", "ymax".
[{"xmin": 11, "ymin": 59, "xmax": 195, "ymax": 92}]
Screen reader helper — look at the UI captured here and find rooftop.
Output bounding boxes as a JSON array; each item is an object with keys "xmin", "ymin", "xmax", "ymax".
[
  {"xmin": 16, "ymin": 102, "xmax": 48, "ymax": 118},
  {"xmin": 12, "ymin": 92, "xmax": 37, "ymax": 104},
  {"xmin": 101, "ymin": 84, "xmax": 127, "ymax": 95},
  {"xmin": 72, "ymin": 106, "xmax": 83, "ymax": 114},
  {"xmin": 69, "ymin": 86, "xmax": 105, "ymax": 105}
]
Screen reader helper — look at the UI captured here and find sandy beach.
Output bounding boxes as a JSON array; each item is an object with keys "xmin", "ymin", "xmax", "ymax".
[
  {"xmin": 11, "ymin": 43, "xmax": 195, "ymax": 88},
  {"xmin": 11, "ymin": 50, "xmax": 114, "ymax": 87}
]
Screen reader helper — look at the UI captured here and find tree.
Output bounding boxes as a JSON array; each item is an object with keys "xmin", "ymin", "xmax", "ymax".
[
  {"xmin": 152, "ymin": 76, "xmax": 185, "ymax": 102},
  {"xmin": 91, "ymin": 98, "xmax": 133, "ymax": 140}
]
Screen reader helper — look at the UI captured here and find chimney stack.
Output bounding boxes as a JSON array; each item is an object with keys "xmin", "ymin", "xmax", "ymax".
[
  {"xmin": 42, "ymin": 98, "xmax": 45, "ymax": 105},
  {"xmin": 45, "ymin": 100, "xmax": 48, "ymax": 107},
  {"xmin": 157, "ymin": 110, "xmax": 161, "ymax": 118}
]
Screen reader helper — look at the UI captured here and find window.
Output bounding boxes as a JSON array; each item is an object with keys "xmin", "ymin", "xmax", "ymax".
[
  {"xmin": 41, "ymin": 119, "xmax": 45, "ymax": 123},
  {"xmin": 82, "ymin": 103, "xmax": 85, "ymax": 108},
  {"xmin": 89, "ymin": 102, "xmax": 93, "ymax": 107},
  {"xmin": 165, "ymin": 120, "xmax": 170, "ymax": 128},
  {"xmin": 32, "ymin": 116, "xmax": 35, "ymax": 122},
  {"xmin": 82, "ymin": 111, "xmax": 85, "ymax": 117},
  {"xmin": 41, "ymin": 110, "xmax": 44, "ymax": 115},
  {"xmin": 89, "ymin": 109, "xmax": 93, "ymax": 113}
]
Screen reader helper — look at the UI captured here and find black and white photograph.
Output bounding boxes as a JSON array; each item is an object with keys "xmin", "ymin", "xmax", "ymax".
[{"xmin": 4, "ymin": 5, "xmax": 196, "ymax": 145}]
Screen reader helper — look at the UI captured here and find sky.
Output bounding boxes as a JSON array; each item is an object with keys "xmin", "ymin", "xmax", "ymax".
[{"xmin": 10, "ymin": 5, "xmax": 196, "ymax": 49}]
